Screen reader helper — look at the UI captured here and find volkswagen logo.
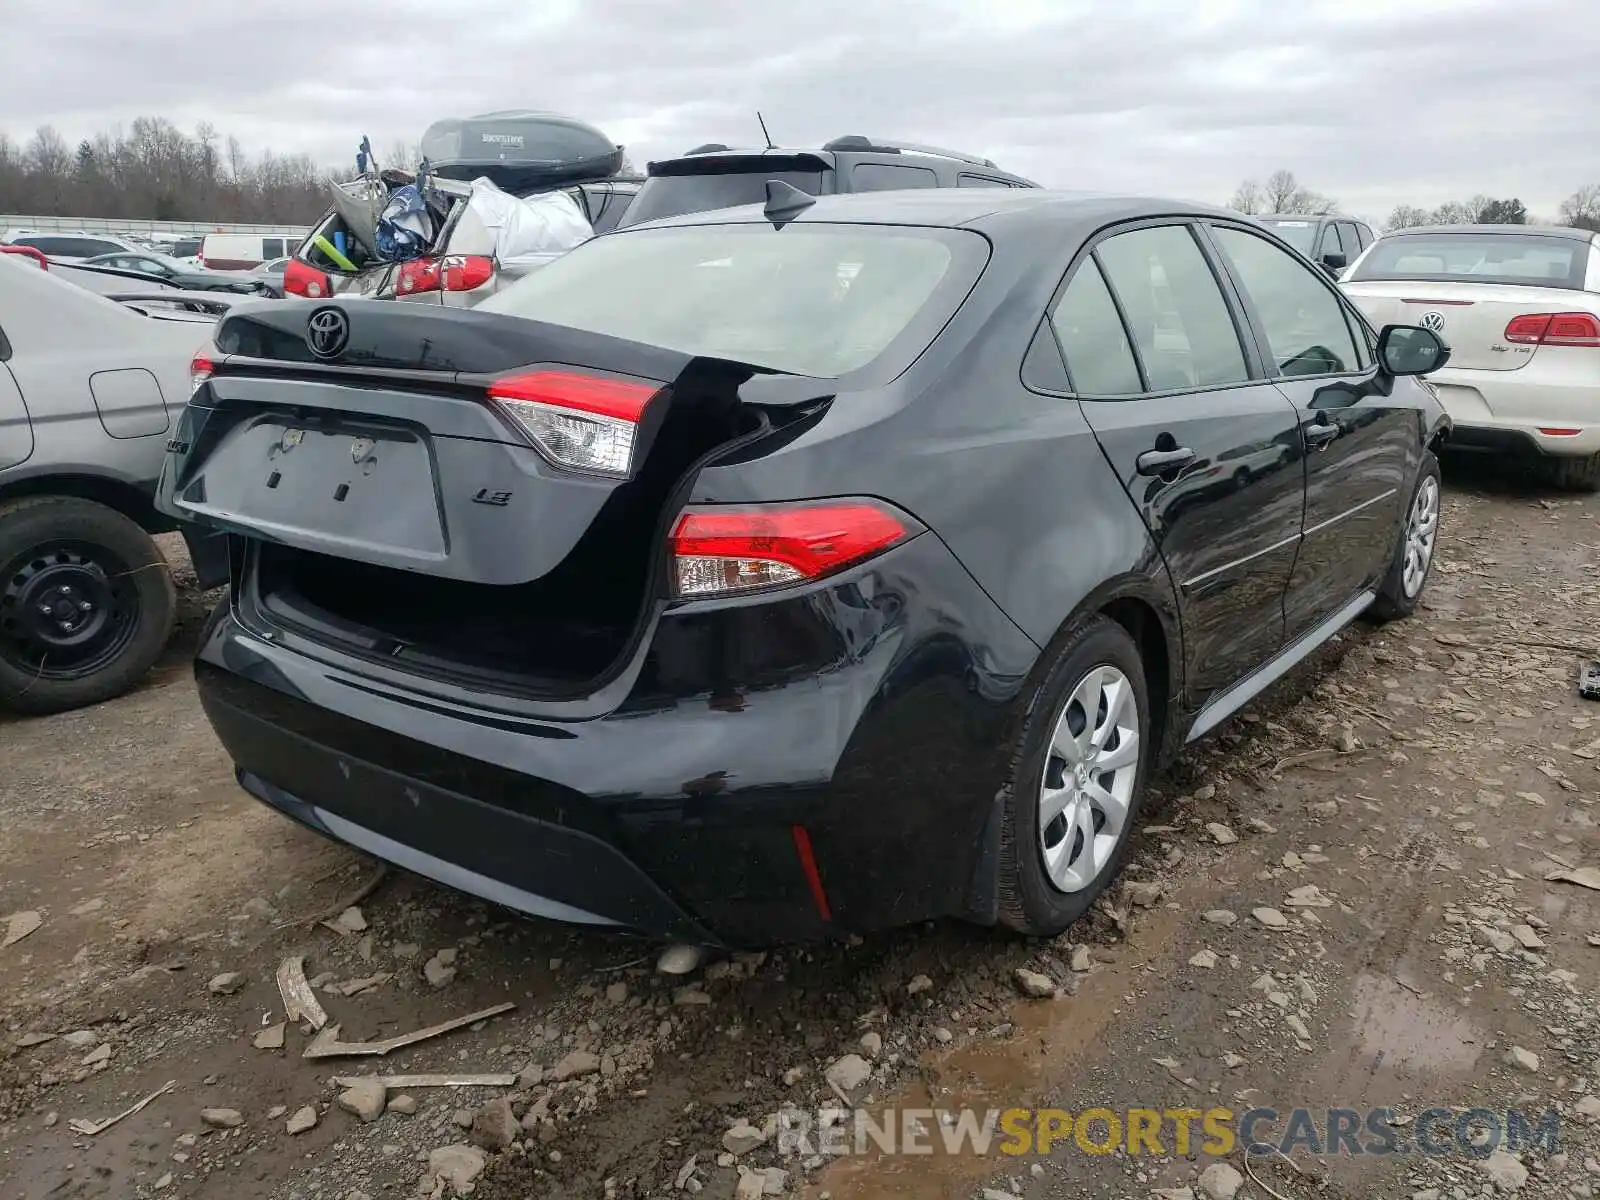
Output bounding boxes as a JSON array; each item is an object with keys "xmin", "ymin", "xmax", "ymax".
[
  {"xmin": 306, "ymin": 306, "xmax": 350, "ymax": 359},
  {"xmin": 1418, "ymin": 311, "xmax": 1446, "ymax": 334}
]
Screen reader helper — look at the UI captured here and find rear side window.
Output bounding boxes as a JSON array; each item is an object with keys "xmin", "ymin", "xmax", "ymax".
[
  {"xmin": 851, "ymin": 164, "xmax": 938, "ymax": 192},
  {"xmin": 479, "ymin": 223, "xmax": 985, "ymax": 380},
  {"xmin": 1095, "ymin": 224, "xmax": 1250, "ymax": 391},
  {"xmin": 1348, "ymin": 232, "xmax": 1588, "ymax": 290},
  {"xmin": 1049, "ymin": 258, "xmax": 1142, "ymax": 396},
  {"xmin": 622, "ymin": 169, "xmax": 825, "ymax": 227},
  {"xmin": 263, "ymin": 238, "xmax": 285, "ymax": 258},
  {"xmin": 1211, "ymin": 226, "xmax": 1363, "ymax": 377}
]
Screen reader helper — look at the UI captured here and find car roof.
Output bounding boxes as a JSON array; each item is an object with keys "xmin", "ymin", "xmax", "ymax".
[
  {"xmin": 632, "ymin": 188, "xmax": 1249, "ymax": 234},
  {"xmin": 1256, "ymin": 213, "xmax": 1341, "ymax": 223},
  {"xmin": 1380, "ymin": 223, "xmax": 1596, "ymax": 242}
]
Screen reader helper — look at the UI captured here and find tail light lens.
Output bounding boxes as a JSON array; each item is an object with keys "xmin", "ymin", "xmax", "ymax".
[
  {"xmin": 284, "ymin": 257, "xmax": 333, "ymax": 298},
  {"xmin": 670, "ymin": 500, "xmax": 917, "ymax": 598},
  {"xmin": 396, "ymin": 254, "xmax": 495, "ymax": 295},
  {"xmin": 190, "ymin": 350, "xmax": 214, "ymax": 393},
  {"xmin": 487, "ymin": 369, "xmax": 661, "ymax": 477},
  {"xmin": 1503, "ymin": 312, "xmax": 1600, "ymax": 347}
]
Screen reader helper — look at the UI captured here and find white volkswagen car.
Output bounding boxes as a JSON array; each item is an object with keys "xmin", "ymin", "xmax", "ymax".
[{"xmin": 1341, "ymin": 224, "xmax": 1600, "ymax": 490}]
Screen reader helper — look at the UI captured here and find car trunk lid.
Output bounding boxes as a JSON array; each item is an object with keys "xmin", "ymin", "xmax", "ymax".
[
  {"xmin": 1341, "ymin": 279, "xmax": 1596, "ymax": 373},
  {"xmin": 158, "ymin": 299, "xmax": 834, "ymax": 695}
]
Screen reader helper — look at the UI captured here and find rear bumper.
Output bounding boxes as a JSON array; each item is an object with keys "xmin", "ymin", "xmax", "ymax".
[
  {"xmin": 193, "ymin": 534, "xmax": 1041, "ymax": 947},
  {"xmin": 1428, "ymin": 372, "xmax": 1600, "ymax": 456}
]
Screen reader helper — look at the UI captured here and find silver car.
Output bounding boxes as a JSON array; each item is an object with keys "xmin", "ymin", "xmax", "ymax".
[{"xmin": 0, "ymin": 254, "xmax": 229, "ymax": 713}]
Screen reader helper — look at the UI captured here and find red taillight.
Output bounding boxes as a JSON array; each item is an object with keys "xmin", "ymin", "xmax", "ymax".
[
  {"xmin": 190, "ymin": 350, "xmax": 214, "ymax": 393},
  {"xmin": 1538, "ymin": 427, "xmax": 1583, "ymax": 437},
  {"xmin": 284, "ymin": 257, "xmax": 333, "ymax": 299},
  {"xmin": 670, "ymin": 500, "xmax": 915, "ymax": 598},
  {"xmin": 396, "ymin": 254, "xmax": 495, "ymax": 295},
  {"xmin": 487, "ymin": 369, "xmax": 662, "ymax": 477},
  {"xmin": 1504, "ymin": 312, "xmax": 1600, "ymax": 347}
]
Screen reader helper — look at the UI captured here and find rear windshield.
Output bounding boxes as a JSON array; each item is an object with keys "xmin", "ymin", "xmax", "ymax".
[
  {"xmin": 620, "ymin": 169, "xmax": 824, "ymax": 228},
  {"xmin": 478, "ymin": 222, "xmax": 986, "ymax": 379},
  {"xmin": 1258, "ymin": 220, "xmax": 1317, "ymax": 254},
  {"xmin": 1348, "ymin": 232, "xmax": 1591, "ymax": 290}
]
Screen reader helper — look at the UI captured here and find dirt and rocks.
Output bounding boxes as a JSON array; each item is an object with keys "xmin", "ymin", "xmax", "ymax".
[{"xmin": 2, "ymin": 464, "xmax": 1597, "ymax": 1200}]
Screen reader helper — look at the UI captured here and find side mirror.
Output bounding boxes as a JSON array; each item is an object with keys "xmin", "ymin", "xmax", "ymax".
[
  {"xmin": 1320, "ymin": 251, "xmax": 1347, "ymax": 275},
  {"xmin": 1377, "ymin": 324, "xmax": 1450, "ymax": 377}
]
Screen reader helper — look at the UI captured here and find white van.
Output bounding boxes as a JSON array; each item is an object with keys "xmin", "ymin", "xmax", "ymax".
[{"xmin": 200, "ymin": 232, "xmax": 304, "ymax": 271}]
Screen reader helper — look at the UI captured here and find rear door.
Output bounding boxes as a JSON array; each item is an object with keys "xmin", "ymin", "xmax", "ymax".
[
  {"xmin": 1207, "ymin": 221, "xmax": 1415, "ymax": 637},
  {"xmin": 1056, "ymin": 221, "xmax": 1305, "ymax": 711}
]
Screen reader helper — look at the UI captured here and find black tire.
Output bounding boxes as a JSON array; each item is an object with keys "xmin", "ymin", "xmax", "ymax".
[
  {"xmin": 997, "ymin": 615, "xmax": 1151, "ymax": 937},
  {"xmin": 0, "ymin": 496, "xmax": 176, "ymax": 715},
  {"xmin": 1548, "ymin": 452, "xmax": 1600, "ymax": 493},
  {"xmin": 1368, "ymin": 453, "xmax": 1442, "ymax": 623}
]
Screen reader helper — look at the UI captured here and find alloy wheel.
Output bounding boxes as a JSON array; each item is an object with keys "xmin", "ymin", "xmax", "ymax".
[
  {"xmin": 1401, "ymin": 475, "xmax": 1439, "ymax": 599},
  {"xmin": 1038, "ymin": 664, "xmax": 1140, "ymax": 893}
]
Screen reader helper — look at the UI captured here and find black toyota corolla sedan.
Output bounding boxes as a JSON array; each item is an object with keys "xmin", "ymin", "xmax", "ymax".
[{"xmin": 159, "ymin": 187, "xmax": 1451, "ymax": 948}]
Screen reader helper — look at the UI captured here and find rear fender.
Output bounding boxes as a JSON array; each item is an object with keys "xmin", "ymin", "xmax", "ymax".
[
  {"xmin": 1021, "ymin": 570, "xmax": 1186, "ymax": 767},
  {"xmin": 962, "ymin": 567, "xmax": 1184, "ymax": 925}
]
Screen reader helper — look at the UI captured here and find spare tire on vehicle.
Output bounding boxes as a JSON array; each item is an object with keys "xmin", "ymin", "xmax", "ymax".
[{"xmin": 420, "ymin": 111, "xmax": 623, "ymax": 194}]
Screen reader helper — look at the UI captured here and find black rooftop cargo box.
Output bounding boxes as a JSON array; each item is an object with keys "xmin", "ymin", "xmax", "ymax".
[{"xmin": 419, "ymin": 110, "xmax": 623, "ymax": 193}]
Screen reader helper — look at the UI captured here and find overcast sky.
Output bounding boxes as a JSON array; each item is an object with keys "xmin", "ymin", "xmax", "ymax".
[{"xmin": 5, "ymin": 0, "xmax": 1598, "ymax": 222}]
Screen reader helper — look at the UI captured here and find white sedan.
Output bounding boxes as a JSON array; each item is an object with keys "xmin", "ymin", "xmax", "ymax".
[{"xmin": 1341, "ymin": 224, "xmax": 1600, "ymax": 490}]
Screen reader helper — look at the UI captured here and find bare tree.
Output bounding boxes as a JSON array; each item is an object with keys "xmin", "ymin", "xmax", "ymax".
[
  {"xmin": 1385, "ymin": 205, "xmax": 1433, "ymax": 231},
  {"xmin": 1429, "ymin": 200, "xmax": 1477, "ymax": 225},
  {"xmin": 383, "ymin": 140, "xmax": 421, "ymax": 172},
  {"xmin": 1260, "ymin": 169, "xmax": 1338, "ymax": 215},
  {"xmin": 0, "ymin": 116, "xmax": 331, "ymax": 223},
  {"xmin": 226, "ymin": 136, "xmax": 247, "ymax": 183},
  {"xmin": 1231, "ymin": 169, "xmax": 1337, "ymax": 216},
  {"xmin": 1560, "ymin": 184, "xmax": 1600, "ymax": 232},
  {"xmin": 1228, "ymin": 179, "xmax": 1263, "ymax": 215}
]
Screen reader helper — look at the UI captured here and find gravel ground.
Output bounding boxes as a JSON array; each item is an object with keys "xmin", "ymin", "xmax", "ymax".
[{"xmin": 1, "ymin": 463, "xmax": 1597, "ymax": 1200}]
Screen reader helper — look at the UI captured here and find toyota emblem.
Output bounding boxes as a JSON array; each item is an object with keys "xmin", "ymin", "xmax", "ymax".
[
  {"xmin": 306, "ymin": 306, "xmax": 350, "ymax": 359},
  {"xmin": 1418, "ymin": 311, "xmax": 1446, "ymax": 334}
]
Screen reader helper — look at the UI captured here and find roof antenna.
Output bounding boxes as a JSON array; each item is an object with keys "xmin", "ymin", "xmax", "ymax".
[
  {"xmin": 756, "ymin": 111, "xmax": 776, "ymax": 151},
  {"xmin": 763, "ymin": 179, "xmax": 814, "ymax": 229}
]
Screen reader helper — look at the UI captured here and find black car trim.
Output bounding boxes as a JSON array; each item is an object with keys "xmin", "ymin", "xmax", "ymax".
[
  {"xmin": 1186, "ymin": 588, "xmax": 1374, "ymax": 742},
  {"xmin": 241, "ymin": 772, "xmax": 633, "ymax": 930}
]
